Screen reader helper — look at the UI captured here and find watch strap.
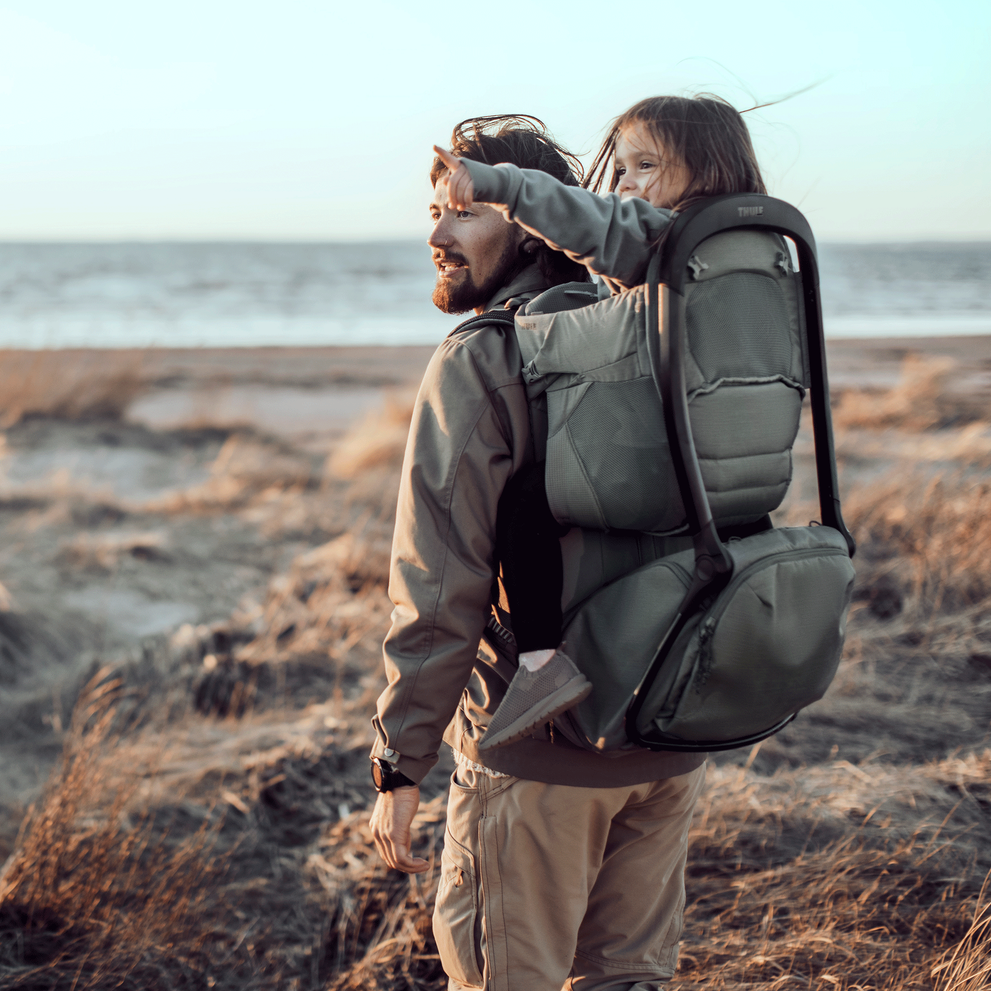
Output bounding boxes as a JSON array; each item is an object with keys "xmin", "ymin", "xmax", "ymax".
[{"xmin": 371, "ymin": 757, "xmax": 416, "ymax": 792}]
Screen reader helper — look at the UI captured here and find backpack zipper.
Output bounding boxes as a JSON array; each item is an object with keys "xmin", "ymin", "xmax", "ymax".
[
  {"xmin": 691, "ymin": 542, "xmax": 847, "ymax": 691},
  {"xmin": 699, "ymin": 541, "xmax": 847, "ymax": 643}
]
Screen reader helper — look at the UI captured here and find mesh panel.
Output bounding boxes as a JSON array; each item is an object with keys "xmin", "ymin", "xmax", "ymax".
[
  {"xmin": 562, "ymin": 378, "xmax": 683, "ymax": 532},
  {"xmin": 686, "ymin": 273, "xmax": 793, "ymax": 383},
  {"xmin": 546, "ymin": 426, "xmax": 605, "ymax": 528}
]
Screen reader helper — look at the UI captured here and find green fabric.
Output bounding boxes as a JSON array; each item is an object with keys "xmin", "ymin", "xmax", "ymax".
[
  {"xmin": 516, "ymin": 230, "xmax": 808, "ymax": 536},
  {"xmin": 555, "ymin": 525, "xmax": 855, "ymax": 753},
  {"xmin": 511, "ymin": 230, "xmax": 853, "ymax": 754}
]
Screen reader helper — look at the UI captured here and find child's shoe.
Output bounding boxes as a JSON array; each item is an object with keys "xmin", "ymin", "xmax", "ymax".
[{"xmin": 479, "ymin": 650, "xmax": 591, "ymax": 751}]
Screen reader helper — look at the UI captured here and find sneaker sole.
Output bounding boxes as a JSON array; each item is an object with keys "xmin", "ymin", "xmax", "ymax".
[{"xmin": 479, "ymin": 677, "xmax": 593, "ymax": 751}]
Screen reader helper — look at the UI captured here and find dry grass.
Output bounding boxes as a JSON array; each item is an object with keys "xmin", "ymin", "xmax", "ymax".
[
  {"xmin": 0, "ymin": 350, "xmax": 145, "ymax": 428},
  {"xmin": 833, "ymin": 354, "xmax": 987, "ymax": 432},
  {"xmin": 309, "ymin": 801, "xmax": 447, "ymax": 991},
  {"xmin": 932, "ymin": 887, "xmax": 991, "ymax": 991},
  {"xmin": 324, "ymin": 394, "xmax": 415, "ymax": 521},
  {"xmin": 139, "ymin": 433, "xmax": 317, "ymax": 515},
  {"xmin": 3, "ymin": 371, "xmax": 990, "ymax": 990},
  {"xmin": 0, "ymin": 673, "xmax": 268, "ymax": 990},
  {"xmin": 236, "ymin": 531, "xmax": 392, "ymax": 668},
  {"xmin": 57, "ymin": 531, "xmax": 169, "ymax": 572},
  {"xmin": 844, "ymin": 470, "xmax": 991, "ymax": 621},
  {"xmin": 672, "ymin": 757, "xmax": 990, "ymax": 991}
]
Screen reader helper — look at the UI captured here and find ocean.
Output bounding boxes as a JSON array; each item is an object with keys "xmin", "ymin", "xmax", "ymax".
[{"xmin": 1, "ymin": 240, "xmax": 989, "ymax": 350}]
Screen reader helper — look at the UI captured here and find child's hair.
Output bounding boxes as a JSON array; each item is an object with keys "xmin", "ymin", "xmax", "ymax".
[{"xmin": 585, "ymin": 95, "xmax": 766, "ymax": 208}]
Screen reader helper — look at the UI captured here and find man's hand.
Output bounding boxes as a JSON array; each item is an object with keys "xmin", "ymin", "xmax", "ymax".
[
  {"xmin": 369, "ymin": 785, "xmax": 429, "ymax": 874},
  {"xmin": 433, "ymin": 146, "xmax": 475, "ymax": 212}
]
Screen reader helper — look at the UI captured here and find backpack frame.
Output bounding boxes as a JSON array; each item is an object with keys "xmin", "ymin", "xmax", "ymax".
[{"xmin": 625, "ymin": 193, "xmax": 856, "ymax": 751}]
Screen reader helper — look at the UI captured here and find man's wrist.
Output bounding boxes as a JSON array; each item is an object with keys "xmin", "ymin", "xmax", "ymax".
[{"xmin": 371, "ymin": 756, "xmax": 417, "ymax": 793}]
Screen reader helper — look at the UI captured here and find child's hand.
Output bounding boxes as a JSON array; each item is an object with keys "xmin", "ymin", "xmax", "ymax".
[{"xmin": 433, "ymin": 145, "xmax": 475, "ymax": 211}]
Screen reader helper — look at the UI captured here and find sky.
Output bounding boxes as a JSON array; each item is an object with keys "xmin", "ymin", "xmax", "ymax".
[{"xmin": 0, "ymin": 0, "xmax": 988, "ymax": 242}]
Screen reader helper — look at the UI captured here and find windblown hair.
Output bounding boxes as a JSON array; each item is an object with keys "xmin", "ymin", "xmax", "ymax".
[
  {"xmin": 586, "ymin": 95, "xmax": 766, "ymax": 209},
  {"xmin": 431, "ymin": 115, "xmax": 590, "ymax": 285}
]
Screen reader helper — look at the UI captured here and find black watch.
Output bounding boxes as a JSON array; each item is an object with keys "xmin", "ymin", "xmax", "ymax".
[{"xmin": 371, "ymin": 756, "xmax": 416, "ymax": 793}]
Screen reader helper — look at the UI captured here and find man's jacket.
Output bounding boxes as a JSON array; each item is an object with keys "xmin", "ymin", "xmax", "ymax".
[{"xmin": 372, "ymin": 266, "xmax": 704, "ymax": 787}]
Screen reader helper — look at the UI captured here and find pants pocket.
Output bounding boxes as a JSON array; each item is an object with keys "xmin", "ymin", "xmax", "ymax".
[{"xmin": 432, "ymin": 830, "xmax": 484, "ymax": 989}]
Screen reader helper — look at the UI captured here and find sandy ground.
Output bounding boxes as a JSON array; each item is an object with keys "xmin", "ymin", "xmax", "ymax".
[{"xmin": 1, "ymin": 338, "xmax": 990, "ymax": 988}]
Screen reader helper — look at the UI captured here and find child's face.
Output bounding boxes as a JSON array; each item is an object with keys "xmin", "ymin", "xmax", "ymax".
[{"xmin": 613, "ymin": 123, "xmax": 690, "ymax": 209}]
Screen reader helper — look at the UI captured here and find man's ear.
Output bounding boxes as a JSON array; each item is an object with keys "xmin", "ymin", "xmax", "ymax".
[{"xmin": 520, "ymin": 234, "xmax": 545, "ymax": 256}]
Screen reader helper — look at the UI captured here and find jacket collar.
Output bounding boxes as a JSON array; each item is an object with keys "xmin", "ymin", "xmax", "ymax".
[{"xmin": 481, "ymin": 264, "xmax": 552, "ymax": 313}]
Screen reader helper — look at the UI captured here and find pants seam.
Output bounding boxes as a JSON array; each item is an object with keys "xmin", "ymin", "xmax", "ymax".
[{"xmin": 572, "ymin": 947, "xmax": 671, "ymax": 970}]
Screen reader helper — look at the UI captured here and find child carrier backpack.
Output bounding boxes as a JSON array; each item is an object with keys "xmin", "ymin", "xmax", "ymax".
[{"xmin": 511, "ymin": 194, "xmax": 857, "ymax": 753}]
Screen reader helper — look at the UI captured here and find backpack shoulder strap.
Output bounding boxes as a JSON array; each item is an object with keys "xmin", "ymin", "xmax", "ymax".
[
  {"xmin": 447, "ymin": 306, "xmax": 539, "ymax": 467},
  {"xmin": 448, "ymin": 309, "xmax": 516, "ymax": 338}
]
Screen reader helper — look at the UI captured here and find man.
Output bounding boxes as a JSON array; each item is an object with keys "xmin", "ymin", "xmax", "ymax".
[{"xmin": 369, "ymin": 116, "xmax": 706, "ymax": 991}]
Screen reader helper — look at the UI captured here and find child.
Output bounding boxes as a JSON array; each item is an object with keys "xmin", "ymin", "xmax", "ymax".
[{"xmin": 433, "ymin": 95, "xmax": 768, "ymax": 750}]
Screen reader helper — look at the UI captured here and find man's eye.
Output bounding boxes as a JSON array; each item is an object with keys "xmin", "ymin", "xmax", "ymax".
[{"xmin": 457, "ymin": 210, "xmax": 473, "ymax": 219}]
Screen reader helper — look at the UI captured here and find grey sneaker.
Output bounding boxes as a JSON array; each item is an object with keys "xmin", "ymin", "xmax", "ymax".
[{"xmin": 479, "ymin": 650, "xmax": 592, "ymax": 751}]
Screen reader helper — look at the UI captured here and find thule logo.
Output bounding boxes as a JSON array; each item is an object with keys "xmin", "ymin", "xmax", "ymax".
[{"xmin": 738, "ymin": 206, "xmax": 764, "ymax": 217}]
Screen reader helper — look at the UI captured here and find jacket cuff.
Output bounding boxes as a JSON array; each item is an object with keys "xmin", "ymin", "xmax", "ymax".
[{"xmin": 369, "ymin": 737, "xmax": 434, "ymax": 787}]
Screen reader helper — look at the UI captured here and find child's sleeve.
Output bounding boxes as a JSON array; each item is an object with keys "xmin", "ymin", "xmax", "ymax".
[{"xmin": 463, "ymin": 159, "xmax": 674, "ymax": 289}]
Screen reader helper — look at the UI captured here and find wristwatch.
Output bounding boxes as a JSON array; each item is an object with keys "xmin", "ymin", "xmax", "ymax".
[{"xmin": 371, "ymin": 756, "xmax": 416, "ymax": 793}]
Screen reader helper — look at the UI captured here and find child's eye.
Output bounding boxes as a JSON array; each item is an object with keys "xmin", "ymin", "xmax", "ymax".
[
  {"xmin": 614, "ymin": 166, "xmax": 626, "ymax": 177},
  {"xmin": 640, "ymin": 161, "xmax": 655, "ymax": 170}
]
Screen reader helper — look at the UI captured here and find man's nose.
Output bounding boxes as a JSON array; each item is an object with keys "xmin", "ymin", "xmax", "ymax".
[{"xmin": 428, "ymin": 219, "xmax": 453, "ymax": 248}]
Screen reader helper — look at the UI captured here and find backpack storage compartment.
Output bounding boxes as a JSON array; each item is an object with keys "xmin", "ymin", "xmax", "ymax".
[
  {"xmin": 634, "ymin": 526, "xmax": 854, "ymax": 744},
  {"xmin": 505, "ymin": 194, "xmax": 856, "ymax": 755},
  {"xmin": 555, "ymin": 525, "xmax": 854, "ymax": 753}
]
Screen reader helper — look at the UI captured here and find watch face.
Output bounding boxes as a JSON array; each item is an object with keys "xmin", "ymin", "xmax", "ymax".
[{"xmin": 371, "ymin": 759, "xmax": 386, "ymax": 790}]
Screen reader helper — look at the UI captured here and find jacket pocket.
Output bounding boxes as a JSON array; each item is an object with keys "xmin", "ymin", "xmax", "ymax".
[{"xmin": 432, "ymin": 831, "xmax": 484, "ymax": 988}]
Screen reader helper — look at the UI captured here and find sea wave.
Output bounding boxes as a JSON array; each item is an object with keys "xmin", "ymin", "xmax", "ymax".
[{"xmin": 1, "ymin": 240, "xmax": 988, "ymax": 348}]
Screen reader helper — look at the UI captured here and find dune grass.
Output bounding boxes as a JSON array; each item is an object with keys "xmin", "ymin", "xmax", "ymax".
[
  {"xmin": 832, "ymin": 354, "xmax": 986, "ymax": 433},
  {"xmin": 1, "ymin": 361, "xmax": 989, "ymax": 989},
  {"xmin": 0, "ymin": 350, "xmax": 146, "ymax": 428}
]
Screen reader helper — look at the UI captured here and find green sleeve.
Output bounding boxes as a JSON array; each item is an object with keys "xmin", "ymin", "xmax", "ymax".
[{"xmin": 463, "ymin": 158, "xmax": 673, "ymax": 289}]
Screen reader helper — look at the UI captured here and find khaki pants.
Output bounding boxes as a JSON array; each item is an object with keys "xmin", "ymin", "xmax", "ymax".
[{"xmin": 432, "ymin": 762, "xmax": 706, "ymax": 991}]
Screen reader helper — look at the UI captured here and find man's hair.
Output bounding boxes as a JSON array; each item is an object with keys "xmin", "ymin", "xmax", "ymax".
[
  {"xmin": 586, "ymin": 95, "xmax": 766, "ymax": 207},
  {"xmin": 431, "ymin": 115, "xmax": 590, "ymax": 286}
]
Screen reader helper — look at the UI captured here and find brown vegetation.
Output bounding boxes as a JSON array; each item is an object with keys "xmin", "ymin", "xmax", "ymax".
[
  {"xmin": 0, "ymin": 351, "xmax": 146, "ymax": 428},
  {"xmin": 0, "ymin": 353, "xmax": 989, "ymax": 990},
  {"xmin": 832, "ymin": 354, "xmax": 987, "ymax": 432}
]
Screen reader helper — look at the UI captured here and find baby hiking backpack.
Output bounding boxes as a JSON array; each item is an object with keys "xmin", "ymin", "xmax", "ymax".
[{"xmin": 513, "ymin": 194, "xmax": 857, "ymax": 753}]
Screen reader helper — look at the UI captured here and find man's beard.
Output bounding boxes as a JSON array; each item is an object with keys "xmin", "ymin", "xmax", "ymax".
[{"xmin": 431, "ymin": 238, "xmax": 523, "ymax": 315}]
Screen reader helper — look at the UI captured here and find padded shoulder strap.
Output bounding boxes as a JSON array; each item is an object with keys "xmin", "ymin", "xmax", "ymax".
[
  {"xmin": 447, "ymin": 307, "xmax": 539, "ymax": 467},
  {"xmin": 448, "ymin": 309, "xmax": 516, "ymax": 338}
]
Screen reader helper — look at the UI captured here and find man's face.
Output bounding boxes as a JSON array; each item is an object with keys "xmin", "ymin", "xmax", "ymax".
[{"xmin": 428, "ymin": 172, "xmax": 526, "ymax": 314}]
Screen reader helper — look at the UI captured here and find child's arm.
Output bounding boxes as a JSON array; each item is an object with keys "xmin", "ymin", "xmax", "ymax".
[{"xmin": 433, "ymin": 146, "xmax": 673, "ymax": 289}]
